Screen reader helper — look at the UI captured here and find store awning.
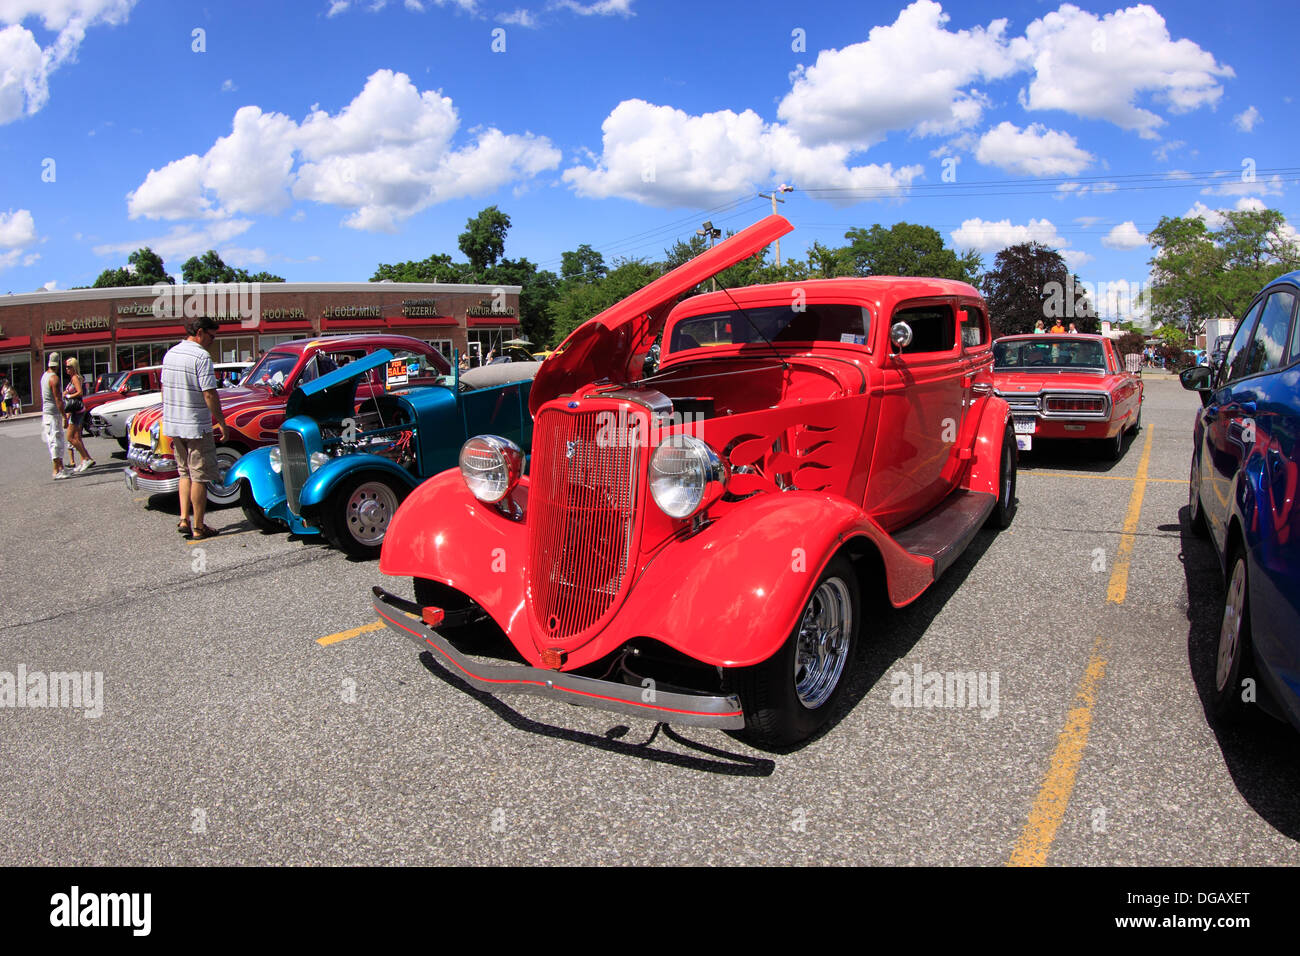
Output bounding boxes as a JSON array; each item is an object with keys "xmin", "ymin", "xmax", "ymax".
[
  {"xmin": 42, "ymin": 330, "xmax": 113, "ymax": 347},
  {"xmin": 321, "ymin": 317, "xmax": 387, "ymax": 331},
  {"xmin": 115, "ymin": 324, "xmax": 186, "ymax": 341},
  {"xmin": 388, "ymin": 316, "xmax": 457, "ymax": 328},
  {"xmin": 467, "ymin": 315, "xmax": 520, "ymax": 328},
  {"xmin": 0, "ymin": 336, "xmax": 31, "ymax": 352},
  {"xmin": 256, "ymin": 321, "xmax": 313, "ymax": 334}
]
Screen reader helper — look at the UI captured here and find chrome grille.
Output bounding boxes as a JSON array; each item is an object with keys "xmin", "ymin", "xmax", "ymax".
[
  {"xmin": 527, "ymin": 405, "xmax": 642, "ymax": 641},
  {"xmin": 996, "ymin": 390, "xmax": 1041, "ymax": 416},
  {"xmin": 281, "ymin": 430, "xmax": 309, "ymax": 515}
]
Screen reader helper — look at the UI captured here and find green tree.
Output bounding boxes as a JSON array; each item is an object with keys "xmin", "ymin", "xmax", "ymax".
[
  {"xmin": 844, "ymin": 222, "xmax": 982, "ymax": 283},
  {"xmin": 547, "ymin": 258, "xmax": 662, "ymax": 346},
  {"xmin": 371, "ymin": 252, "xmax": 469, "ymax": 283},
  {"xmin": 560, "ymin": 243, "xmax": 607, "ymax": 282},
  {"xmin": 1147, "ymin": 207, "xmax": 1300, "ymax": 334},
  {"xmin": 181, "ymin": 249, "xmax": 285, "ymax": 284},
  {"xmin": 92, "ymin": 247, "xmax": 173, "ymax": 287},
  {"xmin": 805, "ymin": 240, "xmax": 854, "ymax": 278},
  {"xmin": 458, "ymin": 206, "xmax": 512, "ymax": 277},
  {"xmin": 484, "ymin": 257, "xmax": 560, "ymax": 347},
  {"xmin": 981, "ymin": 242, "xmax": 1096, "ymax": 337}
]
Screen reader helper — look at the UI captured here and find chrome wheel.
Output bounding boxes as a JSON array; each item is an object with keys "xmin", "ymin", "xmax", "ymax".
[
  {"xmin": 206, "ymin": 447, "xmax": 243, "ymax": 505},
  {"xmin": 794, "ymin": 577, "xmax": 852, "ymax": 709},
  {"xmin": 1216, "ymin": 558, "xmax": 1247, "ymax": 693},
  {"xmin": 345, "ymin": 480, "xmax": 399, "ymax": 547}
]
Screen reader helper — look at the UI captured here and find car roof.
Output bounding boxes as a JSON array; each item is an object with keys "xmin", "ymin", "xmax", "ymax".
[
  {"xmin": 1265, "ymin": 269, "xmax": 1300, "ymax": 291},
  {"xmin": 262, "ymin": 333, "xmax": 441, "ymax": 355},
  {"xmin": 995, "ymin": 333, "xmax": 1108, "ymax": 342},
  {"xmin": 671, "ymin": 276, "xmax": 983, "ymax": 318}
]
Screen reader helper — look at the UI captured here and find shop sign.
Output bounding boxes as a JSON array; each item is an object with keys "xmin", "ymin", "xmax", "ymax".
[{"xmin": 45, "ymin": 316, "xmax": 111, "ymax": 334}]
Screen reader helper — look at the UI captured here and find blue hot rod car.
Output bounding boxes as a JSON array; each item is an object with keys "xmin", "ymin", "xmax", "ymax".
[{"xmin": 229, "ymin": 348, "xmax": 536, "ymax": 558}]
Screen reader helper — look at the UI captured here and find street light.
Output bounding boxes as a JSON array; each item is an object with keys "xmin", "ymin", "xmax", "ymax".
[
  {"xmin": 697, "ymin": 221, "xmax": 722, "ymax": 291},
  {"xmin": 757, "ymin": 184, "xmax": 794, "ymax": 266}
]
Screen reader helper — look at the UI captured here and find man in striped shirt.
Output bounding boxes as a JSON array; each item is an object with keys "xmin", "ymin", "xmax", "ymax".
[{"xmin": 162, "ymin": 317, "xmax": 228, "ymax": 539}]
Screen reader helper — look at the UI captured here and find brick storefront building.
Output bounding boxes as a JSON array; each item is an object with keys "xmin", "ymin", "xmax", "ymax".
[{"xmin": 0, "ymin": 282, "xmax": 521, "ymax": 408}]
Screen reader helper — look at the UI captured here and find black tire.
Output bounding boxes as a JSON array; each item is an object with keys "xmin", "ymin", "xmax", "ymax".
[
  {"xmin": 239, "ymin": 480, "xmax": 283, "ymax": 533},
  {"xmin": 320, "ymin": 472, "xmax": 408, "ymax": 559},
  {"xmin": 1188, "ymin": 457, "xmax": 1209, "ymax": 538},
  {"xmin": 986, "ymin": 421, "xmax": 1018, "ymax": 529},
  {"xmin": 1101, "ymin": 429, "xmax": 1124, "ymax": 461},
  {"xmin": 734, "ymin": 555, "xmax": 860, "ymax": 748},
  {"xmin": 205, "ymin": 446, "xmax": 245, "ymax": 507},
  {"xmin": 1211, "ymin": 549, "xmax": 1254, "ymax": 721},
  {"xmin": 1127, "ymin": 406, "xmax": 1142, "ymax": 435},
  {"xmin": 116, "ymin": 436, "xmax": 129, "ymax": 450}
]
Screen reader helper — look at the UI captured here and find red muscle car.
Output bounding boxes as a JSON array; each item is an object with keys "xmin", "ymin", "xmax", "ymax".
[
  {"xmin": 125, "ymin": 334, "xmax": 449, "ymax": 505},
  {"xmin": 373, "ymin": 215, "xmax": 1019, "ymax": 747},
  {"xmin": 992, "ymin": 333, "xmax": 1143, "ymax": 459}
]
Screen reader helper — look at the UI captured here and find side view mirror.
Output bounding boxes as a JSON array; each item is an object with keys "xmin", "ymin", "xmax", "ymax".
[
  {"xmin": 1180, "ymin": 365, "xmax": 1215, "ymax": 406},
  {"xmin": 890, "ymin": 321, "xmax": 913, "ymax": 352}
]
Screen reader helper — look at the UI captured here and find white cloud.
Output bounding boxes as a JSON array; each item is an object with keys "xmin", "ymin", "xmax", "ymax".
[
  {"xmin": 326, "ymin": 1, "xmax": 349, "ymax": 15},
  {"xmin": 497, "ymin": 8, "xmax": 537, "ymax": 27},
  {"xmin": 0, "ymin": 1, "xmax": 136, "ymax": 124},
  {"xmin": 777, "ymin": 0, "xmax": 1021, "ymax": 149},
  {"xmin": 554, "ymin": 0, "xmax": 633, "ymax": 15},
  {"xmin": 1153, "ymin": 140, "xmax": 1186, "ymax": 162},
  {"xmin": 1018, "ymin": 3, "xmax": 1233, "ymax": 139},
  {"xmin": 92, "ymin": 219, "xmax": 254, "ymax": 261},
  {"xmin": 1101, "ymin": 221, "xmax": 1147, "ymax": 249},
  {"xmin": 1200, "ymin": 172, "xmax": 1283, "ymax": 198},
  {"xmin": 1055, "ymin": 181, "xmax": 1116, "ymax": 199},
  {"xmin": 42, "ymin": 279, "xmax": 57, "ymax": 290},
  {"xmin": 221, "ymin": 78, "xmax": 236, "ymax": 92},
  {"xmin": 950, "ymin": 215, "xmax": 1089, "ymax": 265},
  {"xmin": 1233, "ymin": 105, "xmax": 1260, "ymax": 132},
  {"xmin": 0, "ymin": 208, "xmax": 37, "ymax": 247},
  {"xmin": 128, "ymin": 70, "xmax": 559, "ymax": 233},
  {"xmin": 563, "ymin": 99, "xmax": 920, "ymax": 208},
  {"xmin": 975, "ymin": 121, "xmax": 1092, "ymax": 176}
]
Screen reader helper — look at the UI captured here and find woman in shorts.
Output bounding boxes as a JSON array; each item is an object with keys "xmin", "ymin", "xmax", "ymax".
[{"xmin": 62, "ymin": 357, "xmax": 95, "ymax": 472}]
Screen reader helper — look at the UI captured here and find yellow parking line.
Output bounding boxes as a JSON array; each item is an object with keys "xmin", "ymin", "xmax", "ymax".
[
  {"xmin": 1008, "ymin": 636, "xmax": 1109, "ymax": 867},
  {"xmin": 1105, "ymin": 426, "xmax": 1155, "ymax": 604},
  {"xmin": 317, "ymin": 619, "xmax": 385, "ymax": 646}
]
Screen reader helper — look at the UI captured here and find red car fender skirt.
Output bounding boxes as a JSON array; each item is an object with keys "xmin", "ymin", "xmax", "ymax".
[
  {"xmin": 607, "ymin": 492, "xmax": 934, "ymax": 670},
  {"xmin": 961, "ymin": 395, "xmax": 1012, "ymax": 498}
]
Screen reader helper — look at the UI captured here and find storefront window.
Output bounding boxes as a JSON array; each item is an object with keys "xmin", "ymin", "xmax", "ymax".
[
  {"xmin": 116, "ymin": 342, "xmax": 172, "ymax": 371},
  {"xmin": 259, "ymin": 333, "xmax": 308, "ymax": 353},
  {"xmin": 218, "ymin": 335, "xmax": 256, "ymax": 363},
  {"xmin": 0, "ymin": 353, "xmax": 33, "ymax": 407},
  {"xmin": 44, "ymin": 347, "xmax": 110, "ymax": 388}
]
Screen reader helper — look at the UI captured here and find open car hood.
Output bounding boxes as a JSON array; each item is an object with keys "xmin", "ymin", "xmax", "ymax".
[
  {"xmin": 528, "ymin": 214, "xmax": 793, "ymax": 415},
  {"xmin": 285, "ymin": 349, "xmax": 394, "ymax": 421}
]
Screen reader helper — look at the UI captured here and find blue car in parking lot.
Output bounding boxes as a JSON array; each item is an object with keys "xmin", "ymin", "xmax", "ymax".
[
  {"xmin": 229, "ymin": 348, "xmax": 536, "ymax": 559},
  {"xmin": 1183, "ymin": 270, "xmax": 1300, "ymax": 733}
]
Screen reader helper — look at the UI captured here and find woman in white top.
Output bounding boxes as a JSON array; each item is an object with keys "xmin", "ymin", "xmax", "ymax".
[{"xmin": 62, "ymin": 357, "xmax": 95, "ymax": 472}]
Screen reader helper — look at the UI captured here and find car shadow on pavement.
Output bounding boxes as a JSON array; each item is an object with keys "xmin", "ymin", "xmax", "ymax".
[
  {"xmin": 1177, "ymin": 506, "xmax": 1300, "ymax": 842},
  {"xmin": 416, "ymin": 652, "xmax": 775, "ymax": 776},
  {"xmin": 1016, "ymin": 432, "xmax": 1137, "ymax": 474}
]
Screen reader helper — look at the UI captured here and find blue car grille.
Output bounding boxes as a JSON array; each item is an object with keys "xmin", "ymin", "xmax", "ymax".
[{"xmin": 281, "ymin": 430, "xmax": 309, "ymax": 515}]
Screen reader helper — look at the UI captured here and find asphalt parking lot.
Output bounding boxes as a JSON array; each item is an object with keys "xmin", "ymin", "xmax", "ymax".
[{"xmin": 2, "ymin": 376, "xmax": 1298, "ymax": 866}]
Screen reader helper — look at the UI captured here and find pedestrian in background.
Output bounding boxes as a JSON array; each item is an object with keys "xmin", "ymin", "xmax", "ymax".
[
  {"xmin": 1033, "ymin": 320, "xmax": 1046, "ymax": 334},
  {"xmin": 63, "ymin": 357, "xmax": 95, "ymax": 472},
  {"xmin": 40, "ymin": 354, "xmax": 68, "ymax": 479},
  {"xmin": 162, "ymin": 316, "xmax": 228, "ymax": 539}
]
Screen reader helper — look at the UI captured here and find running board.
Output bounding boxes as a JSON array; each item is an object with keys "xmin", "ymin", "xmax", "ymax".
[{"xmin": 892, "ymin": 490, "xmax": 996, "ymax": 580}]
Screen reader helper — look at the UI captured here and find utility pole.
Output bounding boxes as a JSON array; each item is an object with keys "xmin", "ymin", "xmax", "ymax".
[
  {"xmin": 697, "ymin": 220, "xmax": 722, "ymax": 291},
  {"xmin": 757, "ymin": 183, "xmax": 794, "ymax": 266}
]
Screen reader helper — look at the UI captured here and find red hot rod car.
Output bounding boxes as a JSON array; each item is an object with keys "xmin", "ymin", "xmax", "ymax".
[{"xmin": 373, "ymin": 215, "xmax": 1018, "ymax": 747}]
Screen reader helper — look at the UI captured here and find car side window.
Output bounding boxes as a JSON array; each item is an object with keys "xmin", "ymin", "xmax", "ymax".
[
  {"xmin": 1245, "ymin": 290, "xmax": 1297, "ymax": 376},
  {"xmin": 1222, "ymin": 299, "xmax": 1263, "ymax": 386},
  {"xmin": 959, "ymin": 306, "xmax": 987, "ymax": 349},
  {"xmin": 896, "ymin": 304, "xmax": 956, "ymax": 354}
]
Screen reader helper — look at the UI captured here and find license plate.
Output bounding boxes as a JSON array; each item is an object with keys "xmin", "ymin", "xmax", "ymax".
[
  {"xmin": 1014, "ymin": 417, "xmax": 1036, "ymax": 435},
  {"xmin": 1016, "ymin": 435, "xmax": 1033, "ymax": 452}
]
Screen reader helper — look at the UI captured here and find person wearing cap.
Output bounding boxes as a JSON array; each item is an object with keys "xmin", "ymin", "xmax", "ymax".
[
  {"xmin": 162, "ymin": 316, "xmax": 228, "ymax": 539},
  {"xmin": 40, "ymin": 353, "xmax": 68, "ymax": 479}
]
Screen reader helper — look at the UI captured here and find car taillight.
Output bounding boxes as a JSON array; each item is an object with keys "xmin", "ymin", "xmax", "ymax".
[{"xmin": 1046, "ymin": 395, "xmax": 1105, "ymax": 413}]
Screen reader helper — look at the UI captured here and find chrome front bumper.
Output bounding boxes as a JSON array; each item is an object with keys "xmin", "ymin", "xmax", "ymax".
[
  {"xmin": 372, "ymin": 586, "xmax": 746, "ymax": 730},
  {"xmin": 124, "ymin": 468, "xmax": 179, "ymax": 494}
]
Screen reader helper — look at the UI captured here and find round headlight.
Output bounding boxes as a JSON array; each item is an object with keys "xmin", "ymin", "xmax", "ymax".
[
  {"xmin": 459, "ymin": 436, "xmax": 524, "ymax": 504},
  {"xmin": 268, "ymin": 447, "xmax": 282, "ymax": 474},
  {"xmin": 148, "ymin": 423, "xmax": 160, "ymax": 447},
  {"xmin": 309, "ymin": 451, "xmax": 330, "ymax": 472},
  {"xmin": 649, "ymin": 435, "xmax": 728, "ymax": 519}
]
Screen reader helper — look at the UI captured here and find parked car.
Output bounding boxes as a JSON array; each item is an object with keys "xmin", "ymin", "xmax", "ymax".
[
  {"xmin": 230, "ymin": 350, "xmax": 537, "ymax": 558},
  {"xmin": 1209, "ymin": 332, "xmax": 1234, "ymax": 374},
  {"xmin": 124, "ymin": 335, "xmax": 449, "ymax": 505},
  {"xmin": 992, "ymin": 333, "xmax": 1143, "ymax": 459},
  {"xmin": 371, "ymin": 215, "xmax": 1019, "ymax": 747},
  {"xmin": 1182, "ymin": 269, "xmax": 1300, "ymax": 735},
  {"xmin": 90, "ymin": 363, "xmax": 249, "ymax": 448},
  {"xmin": 82, "ymin": 366, "xmax": 163, "ymax": 434}
]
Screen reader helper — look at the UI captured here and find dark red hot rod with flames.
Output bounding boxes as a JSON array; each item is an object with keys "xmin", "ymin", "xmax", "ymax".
[{"xmin": 372, "ymin": 215, "xmax": 1018, "ymax": 746}]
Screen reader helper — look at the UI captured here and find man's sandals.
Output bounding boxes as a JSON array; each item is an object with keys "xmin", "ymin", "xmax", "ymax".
[{"xmin": 190, "ymin": 524, "xmax": 219, "ymax": 540}]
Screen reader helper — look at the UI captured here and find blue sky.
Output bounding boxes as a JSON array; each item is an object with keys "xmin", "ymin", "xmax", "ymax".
[{"xmin": 1, "ymin": 0, "xmax": 1295, "ymax": 319}]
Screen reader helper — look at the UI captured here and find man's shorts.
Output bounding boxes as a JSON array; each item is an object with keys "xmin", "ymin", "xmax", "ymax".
[
  {"xmin": 171, "ymin": 433, "xmax": 219, "ymax": 483},
  {"xmin": 42, "ymin": 415, "xmax": 67, "ymax": 460}
]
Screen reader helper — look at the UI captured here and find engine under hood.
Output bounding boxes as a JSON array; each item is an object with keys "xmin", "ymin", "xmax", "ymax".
[{"xmin": 528, "ymin": 214, "xmax": 793, "ymax": 415}]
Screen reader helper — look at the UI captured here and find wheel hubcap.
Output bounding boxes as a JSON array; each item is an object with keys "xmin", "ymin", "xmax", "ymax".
[
  {"xmin": 794, "ymin": 577, "xmax": 852, "ymax": 709},
  {"xmin": 209, "ymin": 452, "xmax": 240, "ymax": 502},
  {"xmin": 346, "ymin": 482, "xmax": 398, "ymax": 546},
  {"xmin": 1216, "ymin": 559, "xmax": 1246, "ymax": 693}
]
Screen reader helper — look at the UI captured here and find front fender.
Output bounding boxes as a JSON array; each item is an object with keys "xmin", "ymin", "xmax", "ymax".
[
  {"xmin": 300, "ymin": 454, "xmax": 420, "ymax": 509},
  {"xmin": 962, "ymin": 394, "xmax": 1012, "ymax": 496},
  {"xmin": 228, "ymin": 447, "xmax": 285, "ymax": 508}
]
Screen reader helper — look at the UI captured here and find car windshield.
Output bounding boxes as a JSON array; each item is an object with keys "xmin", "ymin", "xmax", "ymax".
[
  {"xmin": 994, "ymin": 339, "xmax": 1106, "ymax": 370},
  {"xmin": 108, "ymin": 371, "xmax": 132, "ymax": 391},
  {"xmin": 668, "ymin": 303, "xmax": 871, "ymax": 353},
  {"xmin": 243, "ymin": 350, "xmax": 299, "ymax": 388}
]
